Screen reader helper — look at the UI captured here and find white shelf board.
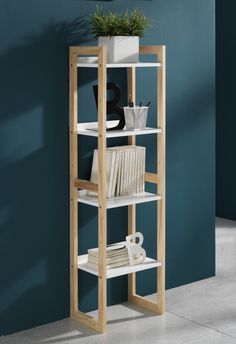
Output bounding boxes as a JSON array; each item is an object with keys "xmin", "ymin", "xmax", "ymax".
[
  {"xmin": 78, "ymin": 190, "xmax": 161, "ymax": 209},
  {"xmin": 78, "ymin": 254, "xmax": 161, "ymax": 279},
  {"xmin": 77, "ymin": 121, "xmax": 162, "ymax": 138},
  {"xmin": 77, "ymin": 62, "xmax": 161, "ymax": 68}
]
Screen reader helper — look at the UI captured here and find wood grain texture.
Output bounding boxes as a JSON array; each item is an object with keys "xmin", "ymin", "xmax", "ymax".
[
  {"xmin": 128, "ymin": 46, "xmax": 166, "ymax": 316},
  {"xmin": 70, "ymin": 46, "xmax": 107, "ymax": 333},
  {"xmin": 145, "ymin": 172, "xmax": 159, "ymax": 184},
  {"xmin": 127, "ymin": 66, "xmax": 137, "ymax": 299},
  {"xmin": 140, "ymin": 46, "xmax": 159, "ymax": 56},
  {"xmin": 69, "ymin": 47, "xmax": 78, "ymax": 315},
  {"xmin": 129, "ymin": 294, "xmax": 159, "ymax": 313},
  {"xmin": 71, "ymin": 311, "xmax": 101, "ymax": 332},
  {"xmin": 77, "ymin": 46, "xmax": 101, "ymax": 56},
  {"xmin": 156, "ymin": 45, "xmax": 166, "ymax": 314},
  {"xmin": 97, "ymin": 46, "xmax": 107, "ymax": 333},
  {"xmin": 74, "ymin": 179, "xmax": 98, "ymax": 193}
]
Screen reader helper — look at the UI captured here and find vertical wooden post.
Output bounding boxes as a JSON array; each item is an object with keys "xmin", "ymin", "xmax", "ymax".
[
  {"xmin": 97, "ymin": 46, "xmax": 107, "ymax": 333},
  {"xmin": 157, "ymin": 46, "xmax": 166, "ymax": 314},
  {"xmin": 127, "ymin": 67, "xmax": 136, "ymax": 299},
  {"xmin": 69, "ymin": 47, "xmax": 79, "ymax": 315}
]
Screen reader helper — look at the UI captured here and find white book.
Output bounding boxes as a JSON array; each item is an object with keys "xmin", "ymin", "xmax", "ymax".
[
  {"xmin": 133, "ymin": 148, "xmax": 137, "ymax": 194},
  {"xmin": 124, "ymin": 148, "xmax": 129, "ymax": 195},
  {"xmin": 88, "ymin": 241, "xmax": 126, "ymax": 255},
  {"xmin": 123, "ymin": 147, "xmax": 130, "ymax": 196},
  {"xmin": 107, "ymin": 150, "xmax": 117, "ymax": 198},
  {"xmin": 141, "ymin": 148, "xmax": 146, "ymax": 193},
  {"xmin": 109, "ymin": 147, "xmax": 123, "ymax": 198},
  {"xmin": 115, "ymin": 153, "xmax": 121, "ymax": 197},
  {"xmin": 127, "ymin": 148, "xmax": 133, "ymax": 195},
  {"xmin": 139, "ymin": 147, "xmax": 144, "ymax": 193},
  {"xmin": 88, "ymin": 254, "xmax": 129, "ymax": 265},
  {"xmin": 89, "ymin": 150, "xmax": 99, "ymax": 196},
  {"xmin": 88, "ymin": 248, "xmax": 128, "ymax": 259},
  {"xmin": 132, "ymin": 146, "xmax": 138, "ymax": 194},
  {"xmin": 120, "ymin": 148, "xmax": 125, "ymax": 196},
  {"xmin": 111, "ymin": 150, "xmax": 120, "ymax": 197},
  {"xmin": 130, "ymin": 148, "xmax": 136, "ymax": 195},
  {"xmin": 136, "ymin": 147, "xmax": 145, "ymax": 194},
  {"xmin": 87, "ymin": 259, "xmax": 130, "ymax": 270},
  {"xmin": 88, "ymin": 255, "xmax": 129, "ymax": 265},
  {"xmin": 122, "ymin": 149, "xmax": 127, "ymax": 196},
  {"xmin": 111, "ymin": 145, "xmax": 132, "ymax": 197},
  {"xmin": 120, "ymin": 145, "xmax": 130, "ymax": 196},
  {"xmin": 135, "ymin": 148, "xmax": 139, "ymax": 194},
  {"xmin": 120, "ymin": 149, "xmax": 125, "ymax": 196},
  {"xmin": 89, "ymin": 149, "xmax": 113, "ymax": 198},
  {"xmin": 136, "ymin": 148, "xmax": 141, "ymax": 194}
]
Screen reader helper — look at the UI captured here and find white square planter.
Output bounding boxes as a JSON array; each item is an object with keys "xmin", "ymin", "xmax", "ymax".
[{"xmin": 98, "ymin": 36, "xmax": 139, "ymax": 64}]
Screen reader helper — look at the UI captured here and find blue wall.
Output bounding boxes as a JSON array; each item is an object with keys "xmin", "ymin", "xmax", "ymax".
[
  {"xmin": 0, "ymin": 0, "xmax": 215, "ymax": 335},
  {"xmin": 216, "ymin": 0, "xmax": 236, "ymax": 220}
]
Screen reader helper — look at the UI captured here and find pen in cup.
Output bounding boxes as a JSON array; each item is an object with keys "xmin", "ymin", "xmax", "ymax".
[{"xmin": 128, "ymin": 95, "xmax": 134, "ymax": 107}]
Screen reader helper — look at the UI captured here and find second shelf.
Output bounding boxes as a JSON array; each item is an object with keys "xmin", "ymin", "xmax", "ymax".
[{"xmin": 78, "ymin": 190, "xmax": 161, "ymax": 209}]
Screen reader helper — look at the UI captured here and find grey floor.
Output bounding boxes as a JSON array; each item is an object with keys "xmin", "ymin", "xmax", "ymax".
[{"xmin": 1, "ymin": 217, "xmax": 236, "ymax": 344}]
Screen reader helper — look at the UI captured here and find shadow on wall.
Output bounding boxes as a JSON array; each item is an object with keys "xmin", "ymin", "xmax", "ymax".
[{"xmin": 0, "ymin": 17, "xmax": 97, "ymax": 334}]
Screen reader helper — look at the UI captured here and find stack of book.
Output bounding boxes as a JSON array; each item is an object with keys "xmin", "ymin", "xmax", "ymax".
[
  {"xmin": 87, "ymin": 242, "xmax": 129, "ymax": 270},
  {"xmin": 89, "ymin": 145, "xmax": 146, "ymax": 198}
]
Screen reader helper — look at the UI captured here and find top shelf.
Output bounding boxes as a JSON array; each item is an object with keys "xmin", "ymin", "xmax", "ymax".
[{"xmin": 77, "ymin": 62, "xmax": 161, "ymax": 69}]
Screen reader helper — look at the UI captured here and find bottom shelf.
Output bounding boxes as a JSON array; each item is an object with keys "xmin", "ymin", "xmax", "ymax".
[{"xmin": 78, "ymin": 254, "xmax": 161, "ymax": 279}]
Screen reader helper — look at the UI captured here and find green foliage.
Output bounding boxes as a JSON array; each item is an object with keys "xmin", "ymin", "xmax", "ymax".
[{"xmin": 90, "ymin": 6, "xmax": 151, "ymax": 38}]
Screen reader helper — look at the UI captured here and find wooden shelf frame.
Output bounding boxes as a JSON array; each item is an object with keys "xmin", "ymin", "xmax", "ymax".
[
  {"xmin": 70, "ymin": 45, "xmax": 108, "ymax": 333},
  {"xmin": 69, "ymin": 45, "xmax": 166, "ymax": 333}
]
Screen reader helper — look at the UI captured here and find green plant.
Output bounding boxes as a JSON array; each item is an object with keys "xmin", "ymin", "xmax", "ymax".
[{"xmin": 90, "ymin": 7, "xmax": 151, "ymax": 38}]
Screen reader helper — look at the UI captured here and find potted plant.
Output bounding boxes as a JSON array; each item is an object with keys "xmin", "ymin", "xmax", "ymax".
[{"xmin": 90, "ymin": 7, "xmax": 151, "ymax": 64}]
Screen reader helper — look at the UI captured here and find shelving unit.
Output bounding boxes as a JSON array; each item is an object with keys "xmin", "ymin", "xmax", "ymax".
[{"xmin": 69, "ymin": 45, "xmax": 166, "ymax": 333}]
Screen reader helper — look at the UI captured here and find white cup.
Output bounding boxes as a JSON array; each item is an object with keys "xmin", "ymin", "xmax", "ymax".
[{"xmin": 124, "ymin": 106, "xmax": 148, "ymax": 130}]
